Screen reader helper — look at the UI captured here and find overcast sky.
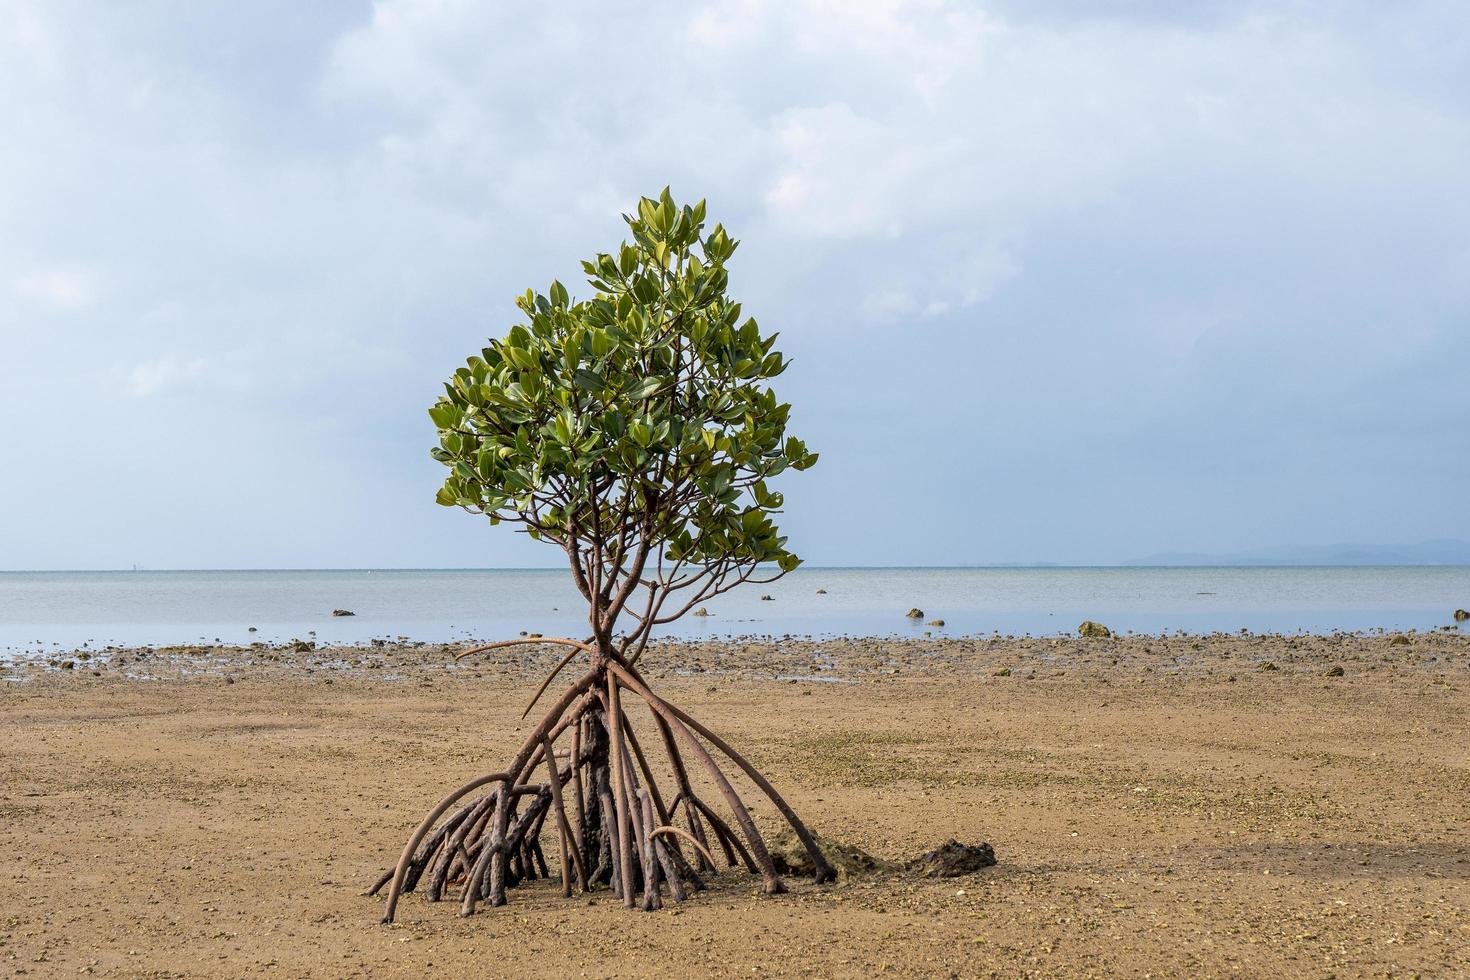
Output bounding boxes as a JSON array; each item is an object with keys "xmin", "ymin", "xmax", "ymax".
[{"xmin": 3, "ymin": 0, "xmax": 1468, "ymax": 569}]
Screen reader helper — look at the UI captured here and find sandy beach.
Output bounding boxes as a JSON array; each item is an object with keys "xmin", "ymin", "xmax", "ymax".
[{"xmin": 3, "ymin": 632, "xmax": 1467, "ymax": 978}]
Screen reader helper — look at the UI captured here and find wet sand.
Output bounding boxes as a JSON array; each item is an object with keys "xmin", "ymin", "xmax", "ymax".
[{"xmin": 2, "ymin": 632, "xmax": 1468, "ymax": 977}]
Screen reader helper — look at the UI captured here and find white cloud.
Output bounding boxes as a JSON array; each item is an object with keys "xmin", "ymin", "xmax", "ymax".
[
  {"xmin": 13, "ymin": 268, "xmax": 94, "ymax": 310},
  {"xmin": 861, "ymin": 288, "xmax": 919, "ymax": 321},
  {"xmin": 859, "ymin": 241, "xmax": 1020, "ymax": 322},
  {"xmin": 123, "ymin": 356, "xmax": 207, "ymax": 398},
  {"xmin": 687, "ymin": 0, "xmax": 772, "ymax": 49}
]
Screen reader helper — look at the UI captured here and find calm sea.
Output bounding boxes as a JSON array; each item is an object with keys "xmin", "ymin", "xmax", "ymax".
[{"xmin": 1, "ymin": 566, "xmax": 1467, "ymax": 657}]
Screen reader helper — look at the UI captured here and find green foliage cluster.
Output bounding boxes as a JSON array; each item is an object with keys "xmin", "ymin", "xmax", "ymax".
[{"xmin": 428, "ymin": 190, "xmax": 816, "ymax": 647}]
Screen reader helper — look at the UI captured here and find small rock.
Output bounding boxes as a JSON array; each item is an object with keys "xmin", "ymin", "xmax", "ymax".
[
  {"xmin": 332, "ymin": 609, "xmax": 355, "ymax": 617},
  {"xmin": 1389, "ymin": 634, "xmax": 1410, "ymax": 646},
  {"xmin": 760, "ymin": 595, "xmax": 774, "ymax": 601},
  {"xmin": 907, "ymin": 840, "xmax": 997, "ymax": 878},
  {"xmin": 1325, "ymin": 666, "xmax": 1344, "ymax": 677},
  {"xmin": 247, "ymin": 626, "xmax": 258, "ymax": 633},
  {"xmin": 693, "ymin": 608, "xmax": 710, "ymax": 617},
  {"xmin": 926, "ymin": 619, "xmax": 945, "ymax": 627},
  {"xmin": 1078, "ymin": 620, "xmax": 1111, "ymax": 638},
  {"xmin": 816, "ymin": 588, "xmax": 827, "ymax": 594},
  {"xmin": 906, "ymin": 608, "xmax": 924, "ymax": 619},
  {"xmin": 1454, "ymin": 608, "xmax": 1469, "ymax": 622}
]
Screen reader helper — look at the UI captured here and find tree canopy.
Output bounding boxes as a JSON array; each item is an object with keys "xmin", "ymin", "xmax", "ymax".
[{"xmin": 429, "ymin": 189, "xmax": 816, "ymax": 657}]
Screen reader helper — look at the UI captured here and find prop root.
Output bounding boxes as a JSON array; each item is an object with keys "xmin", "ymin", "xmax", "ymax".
[{"xmin": 373, "ymin": 657, "xmax": 830, "ymax": 921}]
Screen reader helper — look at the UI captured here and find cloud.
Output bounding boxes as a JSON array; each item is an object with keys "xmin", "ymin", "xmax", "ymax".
[
  {"xmin": 122, "ymin": 356, "xmax": 208, "ymax": 398},
  {"xmin": 13, "ymin": 267, "xmax": 94, "ymax": 310},
  {"xmin": 0, "ymin": 0, "xmax": 1467, "ymax": 568}
]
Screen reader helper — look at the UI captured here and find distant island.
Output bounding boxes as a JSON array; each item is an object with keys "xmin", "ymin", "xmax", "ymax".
[{"xmin": 1123, "ymin": 540, "xmax": 1470, "ymax": 567}]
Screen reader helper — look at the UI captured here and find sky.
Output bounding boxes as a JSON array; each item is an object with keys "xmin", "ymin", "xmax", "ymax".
[{"xmin": 2, "ymin": 0, "xmax": 1468, "ymax": 570}]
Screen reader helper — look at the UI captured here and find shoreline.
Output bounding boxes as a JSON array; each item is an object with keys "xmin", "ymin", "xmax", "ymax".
[{"xmin": 6, "ymin": 629, "xmax": 1466, "ymax": 685}]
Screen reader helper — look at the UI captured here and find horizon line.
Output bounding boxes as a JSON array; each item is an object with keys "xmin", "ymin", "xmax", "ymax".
[{"xmin": 5, "ymin": 562, "xmax": 1470, "ymax": 574}]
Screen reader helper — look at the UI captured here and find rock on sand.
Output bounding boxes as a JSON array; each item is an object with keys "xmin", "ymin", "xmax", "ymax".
[{"xmin": 907, "ymin": 839, "xmax": 998, "ymax": 877}]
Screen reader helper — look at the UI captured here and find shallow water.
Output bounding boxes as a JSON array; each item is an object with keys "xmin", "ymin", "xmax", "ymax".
[{"xmin": 2, "ymin": 566, "xmax": 1467, "ymax": 656}]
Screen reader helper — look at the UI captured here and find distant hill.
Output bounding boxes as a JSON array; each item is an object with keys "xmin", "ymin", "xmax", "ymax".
[{"xmin": 1124, "ymin": 540, "xmax": 1470, "ymax": 567}]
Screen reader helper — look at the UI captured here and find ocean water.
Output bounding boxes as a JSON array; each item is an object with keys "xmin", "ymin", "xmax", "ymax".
[{"xmin": 1, "ymin": 566, "xmax": 1467, "ymax": 657}]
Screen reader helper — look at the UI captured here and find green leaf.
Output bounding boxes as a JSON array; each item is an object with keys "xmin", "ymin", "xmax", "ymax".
[
  {"xmin": 573, "ymin": 367, "xmax": 605, "ymax": 393},
  {"xmin": 629, "ymin": 420, "xmax": 652, "ymax": 447},
  {"xmin": 562, "ymin": 331, "xmax": 583, "ymax": 370},
  {"xmin": 637, "ymin": 197, "xmax": 659, "ymax": 227},
  {"xmin": 631, "ymin": 377, "xmax": 662, "ymax": 401}
]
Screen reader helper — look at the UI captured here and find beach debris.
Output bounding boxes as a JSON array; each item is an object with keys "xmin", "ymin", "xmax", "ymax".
[
  {"xmin": 1325, "ymin": 666, "xmax": 1344, "ymax": 677},
  {"xmin": 907, "ymin": 840, "xmax": 997, "ymax": 877},
  {"xmin": 760, "ymin": 595, "xmax": 774, "ymax": 601},
  {"xmin": 1259, "ymin": 661, "xmax": 1279, "ymax": 671},
  {"xmin": 1454, "ymin": 609, "xmax": 1468, "ymax": 621},
  {"xmin": 1389, "ymin": 634, "xmax": 1410, "ymax": 646},
  {"xmin": 1078, "ymin": 620, "xmax": 1112, "ymax": 638},
  {"xmin": 292, "ymin": 639, "xmax": 315, "ymax": 653},
  {"xmin": 906, "ymin": 608, "xmax": 924, "ymax": 619},
  {"xmin": 332, "ymin": 609, "xmax": 356, "ymax": 617},
  {"xmin": 769, "ymin": 828, "xmax": 891, "ymax": 881},
  {"xmin": 816, "ymin": 588, "xmax": 827, "ymax": 594},
  {"xmin": 926, "ymin": 619, "xmax": 945, "ymax": 627}
]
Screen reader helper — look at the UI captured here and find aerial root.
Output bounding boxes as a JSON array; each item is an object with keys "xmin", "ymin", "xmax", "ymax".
[
  {"xmin": 650, "ymin": 824, "xmax": 718, "ymax": 870},
  {"xmin": 373, "ymin": 662, "xmax": 829, "ymax": 922}
]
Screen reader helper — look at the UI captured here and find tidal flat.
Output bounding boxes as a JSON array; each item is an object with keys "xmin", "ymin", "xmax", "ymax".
[{"xmin": 2, "ymin": 633, "xmax": 1467, "ymax": 977}]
